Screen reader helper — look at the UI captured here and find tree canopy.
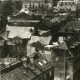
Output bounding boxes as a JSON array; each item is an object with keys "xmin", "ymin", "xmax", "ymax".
[{"xmin": 2, "ymin": 0, "xmax": 14, "ymax": 17}]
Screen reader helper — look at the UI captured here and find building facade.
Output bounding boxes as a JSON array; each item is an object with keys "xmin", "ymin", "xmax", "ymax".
[
  {"xmin": 22, "ymin": 0, "xmax": 53, "ymax": 12},
  {"xmin": 57, "ymin": 0, "xmax": 76, "ymax": 11}
]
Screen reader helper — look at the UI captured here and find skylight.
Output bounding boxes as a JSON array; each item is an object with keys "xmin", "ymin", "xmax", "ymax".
[
  {"xmin": 38, "ymin": 62, "xmax": 43, "ymax": 66},
  {"xmin": 42, "ymin": 60, "xmax": 47, "ymax": 64}
]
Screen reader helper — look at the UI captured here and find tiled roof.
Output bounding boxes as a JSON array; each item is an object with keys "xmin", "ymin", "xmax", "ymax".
[
  {"xmin": 33, "ymin": 54, "xmax": 53, "ymax": 72},
  {"xmin": 6, "ymin": 26, "xmax": 34, "ymax": 39},
  {"xmin": 1, "ymin": 55, "xmax": 54, "ymax": 80},
  {"xmin": 28, "ymin": 62, "xmax": 42, "ymax": 75},
  {"xmin": 0, "ymin": 58, "xmax": 19, "ymax": 69},
  {"xmin": 1, "ymin": 66, "xmax": 36, "ymax": 80}
]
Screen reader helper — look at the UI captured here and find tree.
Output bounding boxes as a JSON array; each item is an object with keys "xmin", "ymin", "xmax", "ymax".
[
  {"xmin": 13, "ymin": 1, "xmax": 22, "ymax": 12},
  {"xmin": 2, "ymin": 0, "xmax": 14, "ymax": 17}
]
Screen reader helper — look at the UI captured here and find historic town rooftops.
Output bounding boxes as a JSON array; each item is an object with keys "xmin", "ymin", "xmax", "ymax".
[
  {"xmin": 0, "ymin": 58, "xmax": 19, "ymax": 69},
  {"xmin": 65, "ymin": 34, "xmax": 80, "ymax": 49},
  {"xmin": 1, "ymin": 65, "xmax": 36, "ymax": 80},
  {"xmin": 29, "ymin": 53, "xmax": 53, "ymax": 72},
  {"xmin": 59, "ymin": 21, "xmax": 80, "ymax": 33},
  {"xmin": 0, "ymin": 54, "xmax": 54, "ymax": 80},
  {"xmin": 6, "ymin": 26, "xmax": 34, "ymax": 39}
]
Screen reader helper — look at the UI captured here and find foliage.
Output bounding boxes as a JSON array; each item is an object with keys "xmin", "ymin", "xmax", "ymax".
[{"xmin": 2, "ymin": 0, "xmax": 14, "ymax": 17}]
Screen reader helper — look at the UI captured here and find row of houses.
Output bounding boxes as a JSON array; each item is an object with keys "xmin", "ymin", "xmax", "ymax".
[{"xmin": 0, "ymin": 10, "xmax": 78, "ymax": 58}]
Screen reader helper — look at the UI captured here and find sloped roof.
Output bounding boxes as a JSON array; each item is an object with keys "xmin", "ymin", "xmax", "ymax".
[
  {"xmin": 0, "ymin": 58, "xmax": 18, "ymax": 69},
  {"xmin": 52, "ymin": 41, "xmax": 73, "ymax": 57},
  {"xmin": 6, "ymin": 26, "xmax": 34, "ymax": 39},
  {"xmin": 53, "ymin": 42, "xmax": 68, "ymax": 50},
  {"xmin": 33, "ymin": 54, "xmax": 53, "ymax": 72},
  {"xmin": 0, "ymin": 55, "xmax": 54, "ymax": 80},
  {"xmin": 39, "ymin": 30, "xmax": 52, "ymax": 45},
  {"xmin": 28, "ymin": 62, "xmax": 42, "ymax": 75},
  {"xmin": 0, "ymin": 32, "xmax": 8, "ymax": 40},
  {"xmin": 1, "ymin": 66, "xmax": 36, "ymax": 80},
  {"xmin": 12, "ymin": 9, "xmax": 33, "ymax": 20}
]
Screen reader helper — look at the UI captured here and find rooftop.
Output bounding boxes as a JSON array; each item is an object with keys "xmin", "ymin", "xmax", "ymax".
[
  {"xmin": 59, "ymin": 21, "xmax": 80, "ymax": 32},
  {"xmin": 0, "ymin": 54, "xmax": 54, "ymax": 80},
  {"xmin": 6, "ymin": 26, "xmax": 34, "ymax": 39}
]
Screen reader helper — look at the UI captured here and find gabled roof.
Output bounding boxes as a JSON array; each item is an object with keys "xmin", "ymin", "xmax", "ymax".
[
  {"xmin": 52, "ymin": 41, "xmax": 73, "ymax": 57},
  {"xmin": 6, "ymin": 26, "xmax": 34, "ymax": 39}
]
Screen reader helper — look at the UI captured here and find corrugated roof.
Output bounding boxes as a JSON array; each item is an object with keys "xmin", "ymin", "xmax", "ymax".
[{"xmin": 6, "ymin": 26, "xmax": 34, "ymax": 39}]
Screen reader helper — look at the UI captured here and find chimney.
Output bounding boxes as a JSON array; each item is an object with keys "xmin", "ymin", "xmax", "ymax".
[
  {"xmin": 22, "ymin": 57, "xmax": 27, "ymax": 68},
  {"xmin": 30, "ymin": 57, "xmax": 34, "ymax": 64}
]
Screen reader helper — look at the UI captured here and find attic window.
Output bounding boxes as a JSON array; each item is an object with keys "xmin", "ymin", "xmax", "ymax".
[{"xmin": 38, "ymin": 62, "xmax": 43, "ymax": 66}]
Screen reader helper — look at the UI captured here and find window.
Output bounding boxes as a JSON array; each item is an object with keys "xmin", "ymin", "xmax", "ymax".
[
  {"xmin": 42, "ymin": 60, "xmax": 47, "ymax": 64},
  {"xmin": 38, "ymin": 62, "xmax": 43, "ymax": 66}
]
